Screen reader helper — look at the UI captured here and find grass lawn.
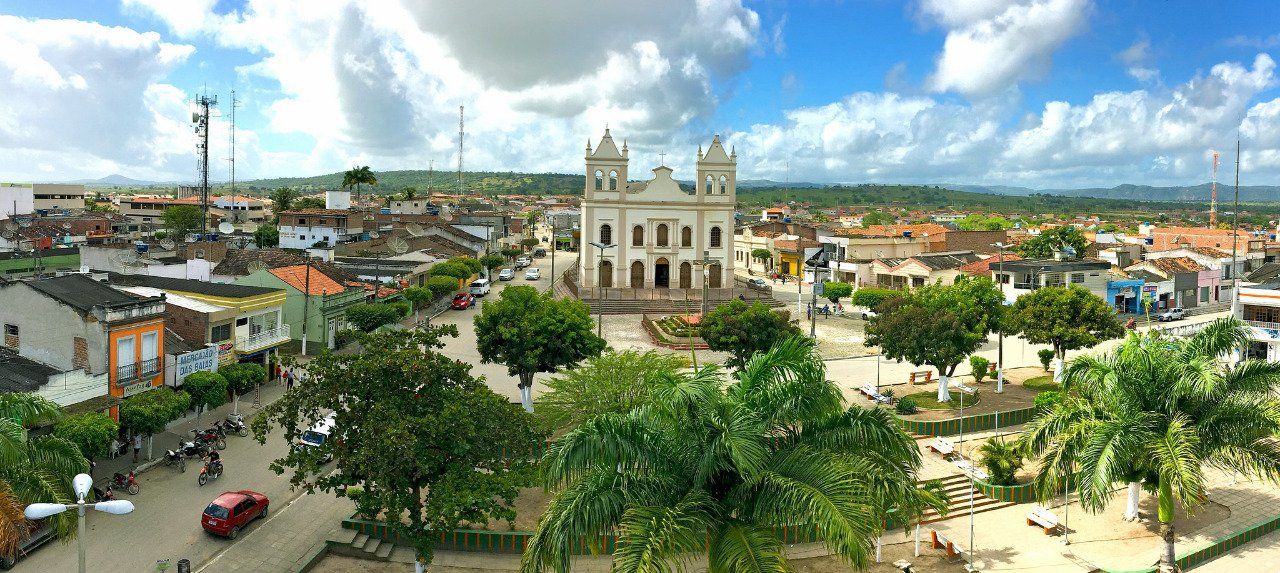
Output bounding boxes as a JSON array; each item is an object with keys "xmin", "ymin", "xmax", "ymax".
[
  {"xmin": 1024, "ymin": 375, "xmax": 1061, "ymax": 392},
  {"xmin": 900, "ymin": 390, "xmax": 982, "ymax": 410}
]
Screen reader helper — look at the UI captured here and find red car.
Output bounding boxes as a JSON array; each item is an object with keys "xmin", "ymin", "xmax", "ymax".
[
  {"xmin": 202, "ymin": 490, "xmax": 269, "ymax": 539},
  {"xmin": 450, "ymin": 292, "xmax": 475, "ymax": 310}
]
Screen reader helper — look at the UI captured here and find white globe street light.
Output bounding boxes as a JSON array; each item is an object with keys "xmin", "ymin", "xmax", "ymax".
[{"xmin": 23, "ymin": 473, "xmax": 135, "ymax": 573}]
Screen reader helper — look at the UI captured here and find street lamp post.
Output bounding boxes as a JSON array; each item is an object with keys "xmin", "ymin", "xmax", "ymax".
[
  {"xmin": 991, "ymin": 242, "xmax": 1010, "ymax": 393},
  {"xmin": 587, "ymin": 241, "xmax": 614, "ymax": 338},
  {"xmin": 24, "ymin": 474, "xmax": 134, "ymax": 573},
  {"xmin": 808, "ymin": 264, "xmax": 829, "ymax": 339}
]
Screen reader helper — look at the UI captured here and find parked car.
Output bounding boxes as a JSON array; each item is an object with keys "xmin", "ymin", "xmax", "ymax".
[
  {"xmin": 514, "ymin": 256, "xmax": 532, "ymax": 269},
  {"xmin": 201, "ymin": 490, "xmax": 270, "ymax": 539},
  {"xmin": 451, "ymin": 293, "xmax": 475, "ymax": 310},
  {"xmin": 533, "ymin": 247, "xmax": 547, "ymax": 257},
  {"xmin": 747, "ymin": 278, "xmax": 768, "ymax": 291},
  {"xmin": 1158, "ymin": 307, "xmax": 1186, "ymax": 322},
  {"xmin": 0, "ymin": 520, "xmax": 53, "ymax": 570},
  {"xmin": 525, "ymin": 268, "xmax": 541, "ymax": 280},
  {"xmin": 469, "ymin": 278, "xmax": 492, "ymax": 296},
  {"xmin": 497, "ymin": 268, "xmax": 515, "ymax": 281},
  {"xmin": 861, "ymin": 309, "xmax": 878, "ymax": 320}
]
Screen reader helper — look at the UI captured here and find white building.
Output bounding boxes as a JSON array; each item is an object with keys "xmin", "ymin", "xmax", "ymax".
[
  {"xmin": 31, "ymin": 184, "xmax": 86, "ymax": 212},
  {"xmin": 579, "ymin": 129, "xmax": 735, "ymax": 292},
  {"xmin": 1239, "ymin": 283, "xmax": 1280, "ymax": 361},
  {"xmin": 0, "ymin": 183, "xmax": 35, "ymax": 220}
]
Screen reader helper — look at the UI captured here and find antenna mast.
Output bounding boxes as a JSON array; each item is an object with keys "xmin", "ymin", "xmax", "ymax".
[
  {"xmin": 228, "ymin": 90, "xmax": 240, "ymax": 200},
  {"xmin": 1209, "ymin": 151, "xmax": 1220, "ymax": 227},
  {"xmin": 457, "ymin": 105, "xmax": 465, "ymax": 195},
  {"xmin": 193, "ymin": 93, "xmax": 218, "ymax": 237}
]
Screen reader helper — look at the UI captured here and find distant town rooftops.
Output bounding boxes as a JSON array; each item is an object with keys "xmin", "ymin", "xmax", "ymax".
[
  {"xmin": 268, "ymin": 265, "xmax": 346, "ymax": 296},
  {"xmin": 280, "ymin": 208, "xmax": 356, "ymax": 216}
]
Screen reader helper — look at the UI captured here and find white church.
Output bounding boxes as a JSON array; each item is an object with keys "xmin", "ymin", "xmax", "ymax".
[{"xmin": 578, "ymin": 129, "xmax": 737, "ymax": 294}]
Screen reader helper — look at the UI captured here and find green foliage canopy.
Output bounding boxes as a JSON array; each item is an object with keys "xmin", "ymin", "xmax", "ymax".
[
  {"xmin": 699, "ymin": 299, "xmax": 802, "ymax": 368},
  {"xmin": 183, "ymin": 372, "xmax": 228, "ymax": 414},
  {"xmin": 473, "ymin": 286, "xmax": 606, "ymax": 397},
  {"xmin": 865, "ymin": 277, "xmax": 1003, "ymax": 378},
  {"xmin": 537, "ymin": 350, "xmax": 686, "ymax": 431},
  {"xmin": 162, "ymin": 205, "xmax": 205, "ymax": 239},
  {"xmin": 1006, "ymin": 286, "xmax": 1124, "ymax": 360},
  {"xmin": 54, "ymin": 412, "xmax": 119, "ymax": 460},
  {"xmin": 346, "ymin": 303, "xmax": 405, "ymax": 332},
  {"xmin": 822, "ymin": 281, "xmax": 852, "ymax": 303},
  {"xmin": 1015, "ymin": 226, "xmax": 1089, "ymax": 259}
]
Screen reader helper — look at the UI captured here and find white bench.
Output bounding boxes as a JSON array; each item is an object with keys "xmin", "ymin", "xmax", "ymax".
[
  {"xmin": 928, "ymin": 437, "xmax": 955, "ymax": 457},
  {"xmin": 859, "ymin": 385, "xmax": 892, "ymax": 404},
  {"xmin": 930, "ymin": 529, "xmax": 966, "ymax": 559},
  {"xmin": 1026, "ymin": 504, "xmax": 1059, "ymax": 534},
  {"xmin": 952, "ymin": 382, "xmax": 978, "ymax": 395},
  {"xmin": 954, "ymin": 458, "xmax": 989, "ymax": 481}
]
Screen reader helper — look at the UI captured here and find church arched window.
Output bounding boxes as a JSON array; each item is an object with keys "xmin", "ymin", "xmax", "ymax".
[
  {"xmin": 609, "ymin": 170, "xmax": 618, "ymax": 190},
  {"xmin": 705, "ymin": 175, "xmax": 713, "ymax": 194},
  {"xmin": 656, "ymin": 224, "xmax": 669, "ymax": 247},
  {"xmin": 710, "ymin": 226, "xmax": 722, "ymax": 248},
  {"xmin": 632, "ymin": 225, "xmax": 644, "ymax": 247},
  {"xmin": 718, "ymin": 175, "xmax": 728, "ymax": 194},
  {"xmin": 594, "ymin": 170, "xmax": 604, "ymax": 190},
  {"xmin": 599, "ymin": 224, "xmax": 612, "ymax": 245},
  {"xmin": 681, "ymin": 226, "xmax": 692, "ymax": 247}
]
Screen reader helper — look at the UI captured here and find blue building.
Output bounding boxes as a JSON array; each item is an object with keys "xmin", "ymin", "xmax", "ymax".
[{"xmin": 1106, "ymin": 278, "xmax": 1145, "ymax": 314}]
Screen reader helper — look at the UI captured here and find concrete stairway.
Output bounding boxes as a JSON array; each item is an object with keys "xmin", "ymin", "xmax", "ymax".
[
  {"xmin": 327, "ymin": 529, "xmax": 395, "ymax": 561},
  {"xmin": 919, "ymin": 473, "xmax": 1016, "ymax": 524},
  {"xmin": 586, "ymin": 296, "xmax": 784, "ymax": 315}
]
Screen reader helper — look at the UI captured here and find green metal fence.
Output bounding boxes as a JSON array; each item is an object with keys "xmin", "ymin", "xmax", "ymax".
[{"xmin": 897, "ymin": 405, "xmax": 1038, "ymax": 437}]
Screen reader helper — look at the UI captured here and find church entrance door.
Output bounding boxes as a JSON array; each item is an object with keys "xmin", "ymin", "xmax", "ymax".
[
  {"xmin": 679, "ymin": 262, "xmax": 692, "ymax": 288},
  {"xmin": 654, "ymin": 258, "xmax": 670, "ymax": 288},
  {"xmin": 708, "ymin": 264, "xmax": 722, "ymax": 288}
]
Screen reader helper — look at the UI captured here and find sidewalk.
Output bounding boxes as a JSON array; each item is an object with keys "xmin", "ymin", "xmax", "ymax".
[{"xmin": 94, "ymin": 378, "xmax": 292, "ymax": 485}]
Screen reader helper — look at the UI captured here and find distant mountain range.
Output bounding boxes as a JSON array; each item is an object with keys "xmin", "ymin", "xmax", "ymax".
[
  {"xmin": 47, "ymin": 171, "xmax": 1280, "ymax": 204},
  {"xmin": 942, "ymin": 182, "xmax": 1280, "ymax": 202}
]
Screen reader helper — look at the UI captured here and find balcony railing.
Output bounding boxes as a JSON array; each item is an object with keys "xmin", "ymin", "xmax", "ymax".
[
  {"xmin": 116, "ymin": 363, "xmax": 137, "ymax": 382},
  {"xmin": 236, "ymin": 324, "xmax": 291, "ymax": 354},
  {"xmin": 139, "ymin": 357, "xmax": 160, "ymax": 377},
  {"xmin": 1246, "ymin": 320, "xmax": 1280, "ymax": 332}
]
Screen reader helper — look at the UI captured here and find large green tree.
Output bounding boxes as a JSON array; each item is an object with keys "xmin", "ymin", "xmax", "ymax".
[
  {"xmin": 120, "ymin": 389, "xmax": 191, "ymax": 459},
  {"xmin": 342, "ymin": 166, "xmax": 377, "ymax": 200},
  {"xmin": 1005, "ymin": 285, "xmax": 1124, "ymax": 381},
  {"xmin": 183, "ymin": 371, "xmax": 228, "ymax": 424},
  {"xmin": 0, "ymin": 394, "xmax": 89, "ymax": 560},
  {"xmin": 522, "ymin": 337, "xmax": 946, "ymax": 572},
  {"xmin": 479, "ymin": 254, "xmax": 507, "ymax": 276},
  {"xmin": 822, "ymin": 281, "xmax": 853, "ymax": 304},
  {"xmin": 218, "ymin": 363, "xmax": 266, "ymax": 416},
  {"xmin": 162, "ymin": 205, "xmax": 205, "ymax": 239},
  {"xmin": 700, "ymin": 299, "xmax": 802, "ymax": 368},
  {"xmin": 269, "ymin": 187, "xmax": 299, "ymax": 215},
  {"xmin": 865, "ymin": 276, "xmax": 1003, "ymax": 401},
  {"xmin": 1021, "ymin": 320, "xmax": 1280, "ymax": 572},
  {"xmin": 850, "ymin": 287, "xmax": 899, "ymax": 311},
  {"xmin": 253, "ymin": 224, "xmax": 280, "ymax": 248},
  {"xmin": 253, "ymin": 327, "xmax": 543, "ymax": 568},
  {"xmin": 429, "ymin": 261, "xmax": 473, "ymax": 281},
  {"xmin": 53, "ymin": 412, "xmax": 119, "ymax": 461},
  {"xmin": 474, "ymin": 286, "xmax": 606, "ymax": 412},
  {"xmin": 536, "ymin": 350, "xmax": 686, "ymax": 432},
  {"xmin": 346, "ymin": 302, "xmax": 405, "ymax": 332},
  {"xmin": 1015, "ymin": 226, "xmax": 1089, "ymax": 259}
]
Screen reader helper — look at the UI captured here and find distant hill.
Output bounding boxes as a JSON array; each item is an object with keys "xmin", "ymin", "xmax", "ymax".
[
  {"xmin": 240, "ymin": 170, "xmax": 583, "ymax": 195},
  {"xmin": 64, "ymin": 174, "xmax": 173, "ymax": 187},
  {"xmin": 942, "ymin": 182, "xmax": 1280, "ymax": 202}
]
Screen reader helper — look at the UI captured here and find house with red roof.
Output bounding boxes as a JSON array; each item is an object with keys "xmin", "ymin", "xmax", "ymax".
[{"xmin": 234, "ymin": 263, "xmax": 366, "ymax": 353}]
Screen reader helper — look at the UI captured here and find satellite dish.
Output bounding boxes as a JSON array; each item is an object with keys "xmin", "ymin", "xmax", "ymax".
[
  {"xmin": 405, "ymin": 222, "xmax": 425, "ymax": 237},
  {"xmin": 17, "ymin": 217, "xmax": 32, "ymax": 228},
  {"xmin": 111, "ymin": 249, "xmax": 142, "ymax": 268},
  {"xmin": 386, "ymin": 236, "xmax": 409, "ymax": 255},
  {"xmin": 218, "ymin": 221, "xmax": 235, "ymax": 234},
  {"xmin": 245, "ymin": 261, "xmax": 268, "ymax": 274},
  {"xmin": 369, "ymin": 231, "xmax": 381, "ymax": 240},
  {"xmin": 160, "ymin": 238, "xmax": 176, "ymax": 250}
]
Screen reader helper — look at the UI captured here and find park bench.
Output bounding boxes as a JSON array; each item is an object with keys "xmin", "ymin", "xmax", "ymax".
[
  {"xmin": 909, "ymin": 371, "xmax": 933, "ymax": 385},
  {"xmin": 859, "ymin": 385, "xmax": 892, "ymax": 404},
  {"xmin": 930, "ymin": 529, "xmax": 965, "ymax": 559},
  {"xmin": 952, "ymin": 382, "xmax": 978, "ymax": 395},
  {"xmin": 1026, "ymin": 504, "xmax": 1060, "ymax": 534},
  {"xmin": 954, "ymin": 458, "xmax": 989, "ymax": 481},
  {"xmin": 928, "ymin": 437, "xmax": 955, "ymax": 458}
]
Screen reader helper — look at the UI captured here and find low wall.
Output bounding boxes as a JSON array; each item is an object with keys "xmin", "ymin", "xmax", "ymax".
[
  {"xmin": 1103, "ymin": 512, "xmax": 1280, "ymax": 573},
  {"xmin": 972, "ymin": 480, "xmax": 1038, "ymax": 504},
  {"xmin": 897, "ymin": 405, "xmax": 1038, "ymax": 437},
  {"xmin": 343, "ymin": 517, "xmax": 823, "ymax": 555}
]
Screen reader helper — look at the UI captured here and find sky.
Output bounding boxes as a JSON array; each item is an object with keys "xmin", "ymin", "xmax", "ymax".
[{"xmin": 1, "ymin": 0, "xmax": 1280, "ymax": 190}]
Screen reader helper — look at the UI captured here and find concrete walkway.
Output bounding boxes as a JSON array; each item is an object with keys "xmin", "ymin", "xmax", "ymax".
[{"xmin": 196, "ymin": 490, "xmax": 354, "ymax": 572}]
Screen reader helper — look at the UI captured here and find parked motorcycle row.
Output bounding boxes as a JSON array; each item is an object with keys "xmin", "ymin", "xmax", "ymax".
[{"xmin": 157, "ymin": 413, "xmax": 250, "ymax": 485}]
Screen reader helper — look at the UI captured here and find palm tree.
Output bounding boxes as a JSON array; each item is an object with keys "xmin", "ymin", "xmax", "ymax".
[
  {"xmin": 0, "ymin": 481, "xmax": 25, "ymax": 563},
  {"xmin": 401, "ymin": 187, "xmax": 418, "ymax": 201},
  {"xmin": 341, "ymin": 166, "xmax": 377, "ymax": 201},
  {"xmin": 0, "ymin": 393, "xmax": 89, "ymax": 562},
  {"xmin": 522, "ymin": 336, "xmax": 946, "ymax": 572},
  {"xmin": 1021, "ymin": 319, "xmax": 1280, "ymax": 572}
]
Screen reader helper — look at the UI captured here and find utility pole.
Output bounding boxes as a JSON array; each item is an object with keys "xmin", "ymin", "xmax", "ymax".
[
  {"xmin": 301, "ymin": 256, "xmax": 312, "ymax": 355},
  {"xmin": 808, "ymin": 264, "xmax": 828, "ymax": 338},
  {"xmin": 192, "ymin": 93, "xmax": 217, "ymax": 238},
  {"xmin": 992, "ymin": 242, "xmax": 1010, "ymax": 393},
  {"xmin": 228, "ymin": 90, "xmax": 239, "ymax": 203}
]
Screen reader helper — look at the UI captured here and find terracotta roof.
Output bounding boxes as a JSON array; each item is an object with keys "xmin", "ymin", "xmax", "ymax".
[
  {"xmin": 959, "ymin": 253, "xmax": 1023, "ymax": 276},
  {"xmin": 1148, "ymin": 256, "xmax": 1207, "ymax": 275},
  {"xmin": 773, "ymin": 238, "xmax": 821, "ymax": 251},
  {"xmin": 834, "ymin": 223, "xmax": 950, "ymax": 238},
  {"xmin": 269, "ymin": 265, "xmax": 346, "ymax": 296},
  {"xmin": 1186, "ymin": 246, "xmax": 1232, "ymax": 258}
]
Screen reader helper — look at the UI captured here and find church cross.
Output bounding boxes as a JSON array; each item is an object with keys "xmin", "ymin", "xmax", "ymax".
[{"xmin": 658, "ymin": 151, "xmax": 667, "ymax": 166}]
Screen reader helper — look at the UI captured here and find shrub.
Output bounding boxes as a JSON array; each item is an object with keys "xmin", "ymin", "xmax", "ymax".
[
  {"xmin": 1038, "ymin": 349, "xmax": 1055, "ymax": 371},
  {"xmin": 850, "ymin": 287, "xmax": 899, "ymax": 311},
  {"xmin": 54, "ymin": 412, "xmax": 119, "ymax": 460},
  {"xmin": 978, "ymin": 439, "xmax": 1024, "ymax": 486},
  {"xmin": 969, "ymin": 355, "xmax": 990, "ymax": 383},
  {"xmin": 895, "ymin": 397, "xmax": 919, "ymax": 414},
  {"xmin": 1034, "ymin": 390, "xmax": 1062, "ymax": 412},
  {"xmin": 882, "ymin": 388, "xmax": 895, "ymax": 399}
]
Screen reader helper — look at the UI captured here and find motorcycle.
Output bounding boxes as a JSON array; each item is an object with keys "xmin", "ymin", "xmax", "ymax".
[
  {"xmin": 197, "ymin": 459, "xmax": 223, "ymax": 486},
  {"xmin": 222, "ymin": 414, "xmax": 250, "ymax": 437},
  {"xmin": 111, "ymin": 471, "xmax": 140, "ymax": 495},
  {"xmin": 163, "ymin": 448, "xmax": 187, "ymax": 472},
  {"xmin": 92, "ymin": 485, "xmax": 115, "ymax": 502},
  {"xmin": 191, "ymin": 428, "xmax": 227, "ymax": 451},
  {"xmin": 176, "ymin": 439, "xmax": 209, "ymax": 460}
]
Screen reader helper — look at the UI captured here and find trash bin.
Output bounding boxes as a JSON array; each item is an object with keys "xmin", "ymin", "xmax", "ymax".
[{"xmin": 177, "ymin": 558, "xmax": 191, "ymax": 573}]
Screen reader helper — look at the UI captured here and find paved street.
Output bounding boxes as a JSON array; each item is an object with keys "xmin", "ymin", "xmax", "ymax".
[{"xmin": 15, "ymin": 383, "xmax": 308, "ymax": 573}]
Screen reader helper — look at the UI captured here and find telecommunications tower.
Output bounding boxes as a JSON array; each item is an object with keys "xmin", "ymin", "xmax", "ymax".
[{"xmin": 192, "ymin": 93, "xmax": 218, "ymax": 236}]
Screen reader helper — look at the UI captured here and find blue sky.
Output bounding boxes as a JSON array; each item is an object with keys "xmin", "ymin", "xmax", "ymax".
[{"xmin": 1, "ymin": 0, "xmax": 1279, "ymax": 189}]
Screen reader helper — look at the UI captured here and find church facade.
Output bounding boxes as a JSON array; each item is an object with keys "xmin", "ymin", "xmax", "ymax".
[{"xmin": 578, "ymin": 129, "xmax": 736, "ymax": 294}]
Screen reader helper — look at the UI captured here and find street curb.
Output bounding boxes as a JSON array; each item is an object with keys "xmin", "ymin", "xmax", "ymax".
[{"xmin": 295, "ymin": 544, "xmax": 329, "ymax": 573}]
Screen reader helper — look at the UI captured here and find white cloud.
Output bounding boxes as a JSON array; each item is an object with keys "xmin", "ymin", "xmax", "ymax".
[
  {"xmin": 922, "ymin": 0, "xmax": 1091, "ymax": 97},
  {"xmin": 1116, "ymin": 36, "xmax": 1158, "ymax": 83},
  {"xmin": 0, "ymin": 15, "xmax": 198, "ymax": 180}
]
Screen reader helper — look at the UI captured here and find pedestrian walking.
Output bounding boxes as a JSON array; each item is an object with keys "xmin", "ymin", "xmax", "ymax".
[
  {"xmin": 285, "ymin": 369, "xmax": 294, "ymax": 391},
  {"xmin": 132, "ymin": 433, "xmax": 142, "ymax": 463}
]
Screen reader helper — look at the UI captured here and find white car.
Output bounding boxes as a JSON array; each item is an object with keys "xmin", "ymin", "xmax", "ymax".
[
  {"xmin": 497, "ymin": 268, "xmax": 515, "ymax": 281},
  {"xmin": 525, "ymin": 268, "xmax": 541, "ymax": 280},
  {"xmin": 514, "ymin": 256, "xmax": 532, "ymax": 269},
  {"xmin": 1158, "ymin": 307, "xmax": 1185, "ymax": 322},
  {"xmin": 861, "ymin": 309, "xmax": 878, "ymax": 320}
]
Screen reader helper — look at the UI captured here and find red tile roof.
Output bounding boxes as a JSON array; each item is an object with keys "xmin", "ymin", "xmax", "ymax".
[
  {"xmin": 959, "ymin": 253, "xmax": 1023, "ymax": 276},
  {"xmin": 268, "ymin": 265, "xmax": 345, "ymax": 296}
]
